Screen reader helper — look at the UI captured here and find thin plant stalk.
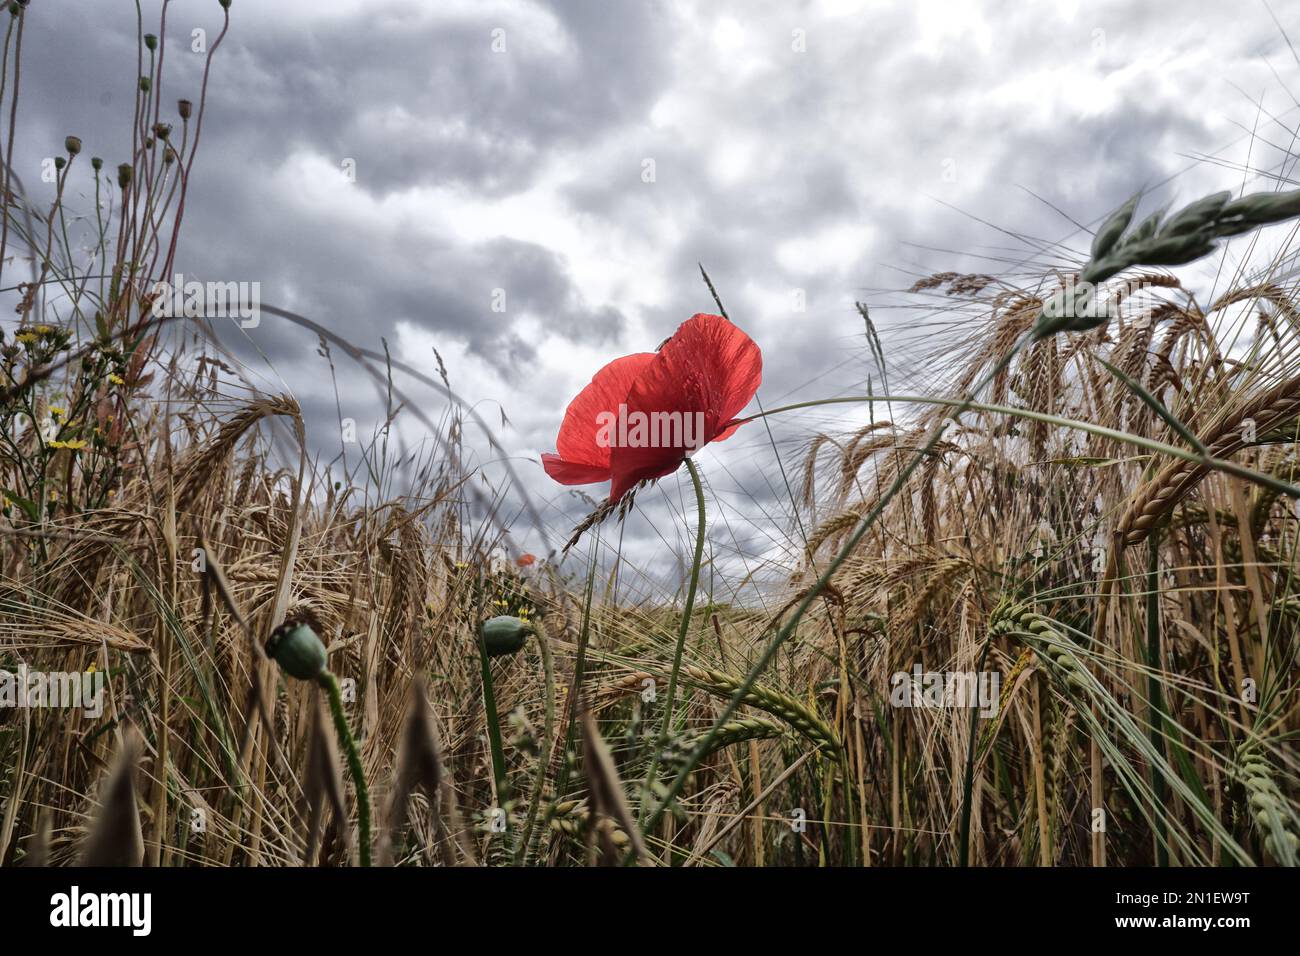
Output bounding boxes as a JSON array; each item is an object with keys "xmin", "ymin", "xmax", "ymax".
[
  {"xmin": 639, "ymin": 456, "xmax": 706, "ymax": 828},
  {"xmin": 515, "ymin": 622, "xmax": 556, "ymax": 864},
  {"xmin": 318, "ymin": 669, "xmax": 371, "ymax": 867}
]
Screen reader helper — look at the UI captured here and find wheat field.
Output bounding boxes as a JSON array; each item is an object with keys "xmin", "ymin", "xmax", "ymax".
[{"xmin": 0, "ymin": 2, "xmax": 1297, "ymax": 870}]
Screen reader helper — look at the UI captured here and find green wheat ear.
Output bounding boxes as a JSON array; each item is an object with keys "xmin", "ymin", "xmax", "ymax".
[{"xmin": 1035, "ymin": 186, "xmax": 1300, "ymax": 339}]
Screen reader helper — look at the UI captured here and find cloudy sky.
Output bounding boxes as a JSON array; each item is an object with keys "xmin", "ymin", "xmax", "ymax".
[{"xmin": 13, "ymin": 0, "xmax": 1300, "ymax": 600}]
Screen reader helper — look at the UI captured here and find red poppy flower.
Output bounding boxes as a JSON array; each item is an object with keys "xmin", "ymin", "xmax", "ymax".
[
  {"xmin": 542, "ymin": 313, "xmax": 762, "ymax": 502},
  {"xmin": 515, "ymin": 553, "xmax": 537, "ymax": 567}
]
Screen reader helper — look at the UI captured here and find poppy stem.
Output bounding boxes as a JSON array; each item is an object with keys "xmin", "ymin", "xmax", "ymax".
[
  {"xmin": 318, "ymin": 669, "xmax": 371, "ymax": 867},
  {"xmin": 515, "ymin": 621, "xmax": 556, "ymax": 864},
  {"xmin": 639, "ymin": 456, "xmax": 707, "ymax": 830}
]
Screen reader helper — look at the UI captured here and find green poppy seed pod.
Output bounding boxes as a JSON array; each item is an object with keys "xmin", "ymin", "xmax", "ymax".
[
  {"xmin": 178, "ymin": 98, "xmax": 193, "ymax": 120},
  {"xmin": 64, "ymin": 135, "xmax": 82, "ymax": 156},
  {"xmin": 144, "ymin": 33, "xmax": 157, "ymax": 51},
  {"xmin": 138, "ymin": 76, "xmax": 151, "ymax": 94},
  {"xmin": 7, "ymin": 3, "xmax": 19, "ymax": 16},
  {"xmin": 117, "ymin": 163, "xmax": 133, "ymax": 190},
  {"xmin": 1089, "ymin": 195, "xmax": 1138, "ymax": 260},
  {"xmin": 219, "ymin": 0, "xmax": 231, "ymax": 8},
  {"xmin": 266, "ymin": 620, "xmax": 328, "ymax": 680},
  {"xmin": 481, "ymin": 615, "xmax": 533, "ymax": 658},
  {"xmin": 53, "ymin": 156, "xmax": 66, "ymax": 170},
  {"xmin": 91, "ymin": 156, "xmax": 103, "ymax": 171}
]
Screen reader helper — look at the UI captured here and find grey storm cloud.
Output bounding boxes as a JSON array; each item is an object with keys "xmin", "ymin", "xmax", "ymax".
[{"xmin": 7, "ymin": 0, "xmax": 1300, "ymax": 585}]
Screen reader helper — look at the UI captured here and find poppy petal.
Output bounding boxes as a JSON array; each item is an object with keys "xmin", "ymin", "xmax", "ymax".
[
  {"xmin": 607, "ymin": 448, "xmax": 687, "ymax": 503},
  {"xmin": 711, "ymin": 418, "xmax": 745, "ymax": 442},
  {"xmin": 541, "ymin": 453, "xmax": 611, "ymax": 485},
  {"xmin": 623, "ymin": 313, "xmax": 761, "ymax": 444},
  {"xmin": 554, "ymin": 352, "xmax": 657, "ymax": 469}
]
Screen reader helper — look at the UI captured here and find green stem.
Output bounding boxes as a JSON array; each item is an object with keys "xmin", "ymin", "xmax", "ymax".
[
  {"xmin": 516, "ymin": 622, "xmax": 555, "ymax": 864},
  {"xmin": 477, "ymin": 629, "xmax": 509, "ymax": 808},
  {"xmin": 318, "ymin": 670, "xmax": 371, "ymax": 867},
  {"xmin": 639, "ymin": 456, "xmax": 707, "ymax": 831}
]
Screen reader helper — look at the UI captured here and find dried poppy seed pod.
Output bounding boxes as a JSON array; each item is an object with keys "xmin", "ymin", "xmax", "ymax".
[
  {"xmin": 144, "ymin": 33, "xmax": 157, "ymax": 51},
  {"xmin": 481, "ymin": 615, "xmax": 533, "ymax": 658},
  {"xmin": 266, "ymin": 620, "xmax": 327, "ymax": 681},
  {"xmin": 178, "ymin": 99, "xmax": 192, "ymax": 120},
  {"xmin": 117, "ymin": 163, "xmax": 133, "ymax": 190},
  {"xmin": 153, "ymin": 123, "xmax": 171, "ymax": 141},
  {"xmin": 64, "ymin": 136, "xmax": 82, "ymax": 156}
]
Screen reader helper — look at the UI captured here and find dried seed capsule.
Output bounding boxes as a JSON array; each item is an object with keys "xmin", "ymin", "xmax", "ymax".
[{"xmin": 64, "ymin": 136, "xmax": 82, "ymax": 156}]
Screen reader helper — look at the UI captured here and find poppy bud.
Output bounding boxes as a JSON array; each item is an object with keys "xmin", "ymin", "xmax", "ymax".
[
  {"xmin": 144, "ymin": 33, "xmax": 157, "ymax": 51},
  {"xmin": 91, "ymin": 156, "xmax": 103, "ymax": 171},
  {"xmin": 178, "ymin": 99, "xmax": 192, "ymax": 120},
  {"xmin": 64, "ymin": 136, "xmax": 82, "ymax": 156},
  {"xmin": 117, "ymin": 163, "xmax": 133, "ymax": 190},
  {"xmin": 266, "ymin": 620, "xmax": 328, "ymax": 680},
  {"xmin": 138, "ymin": 76, "xmax": 151, "ymax": 93},
  {"xmin": 481, "ymin": 615, "xmax": 533, "ymax": 658}
]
